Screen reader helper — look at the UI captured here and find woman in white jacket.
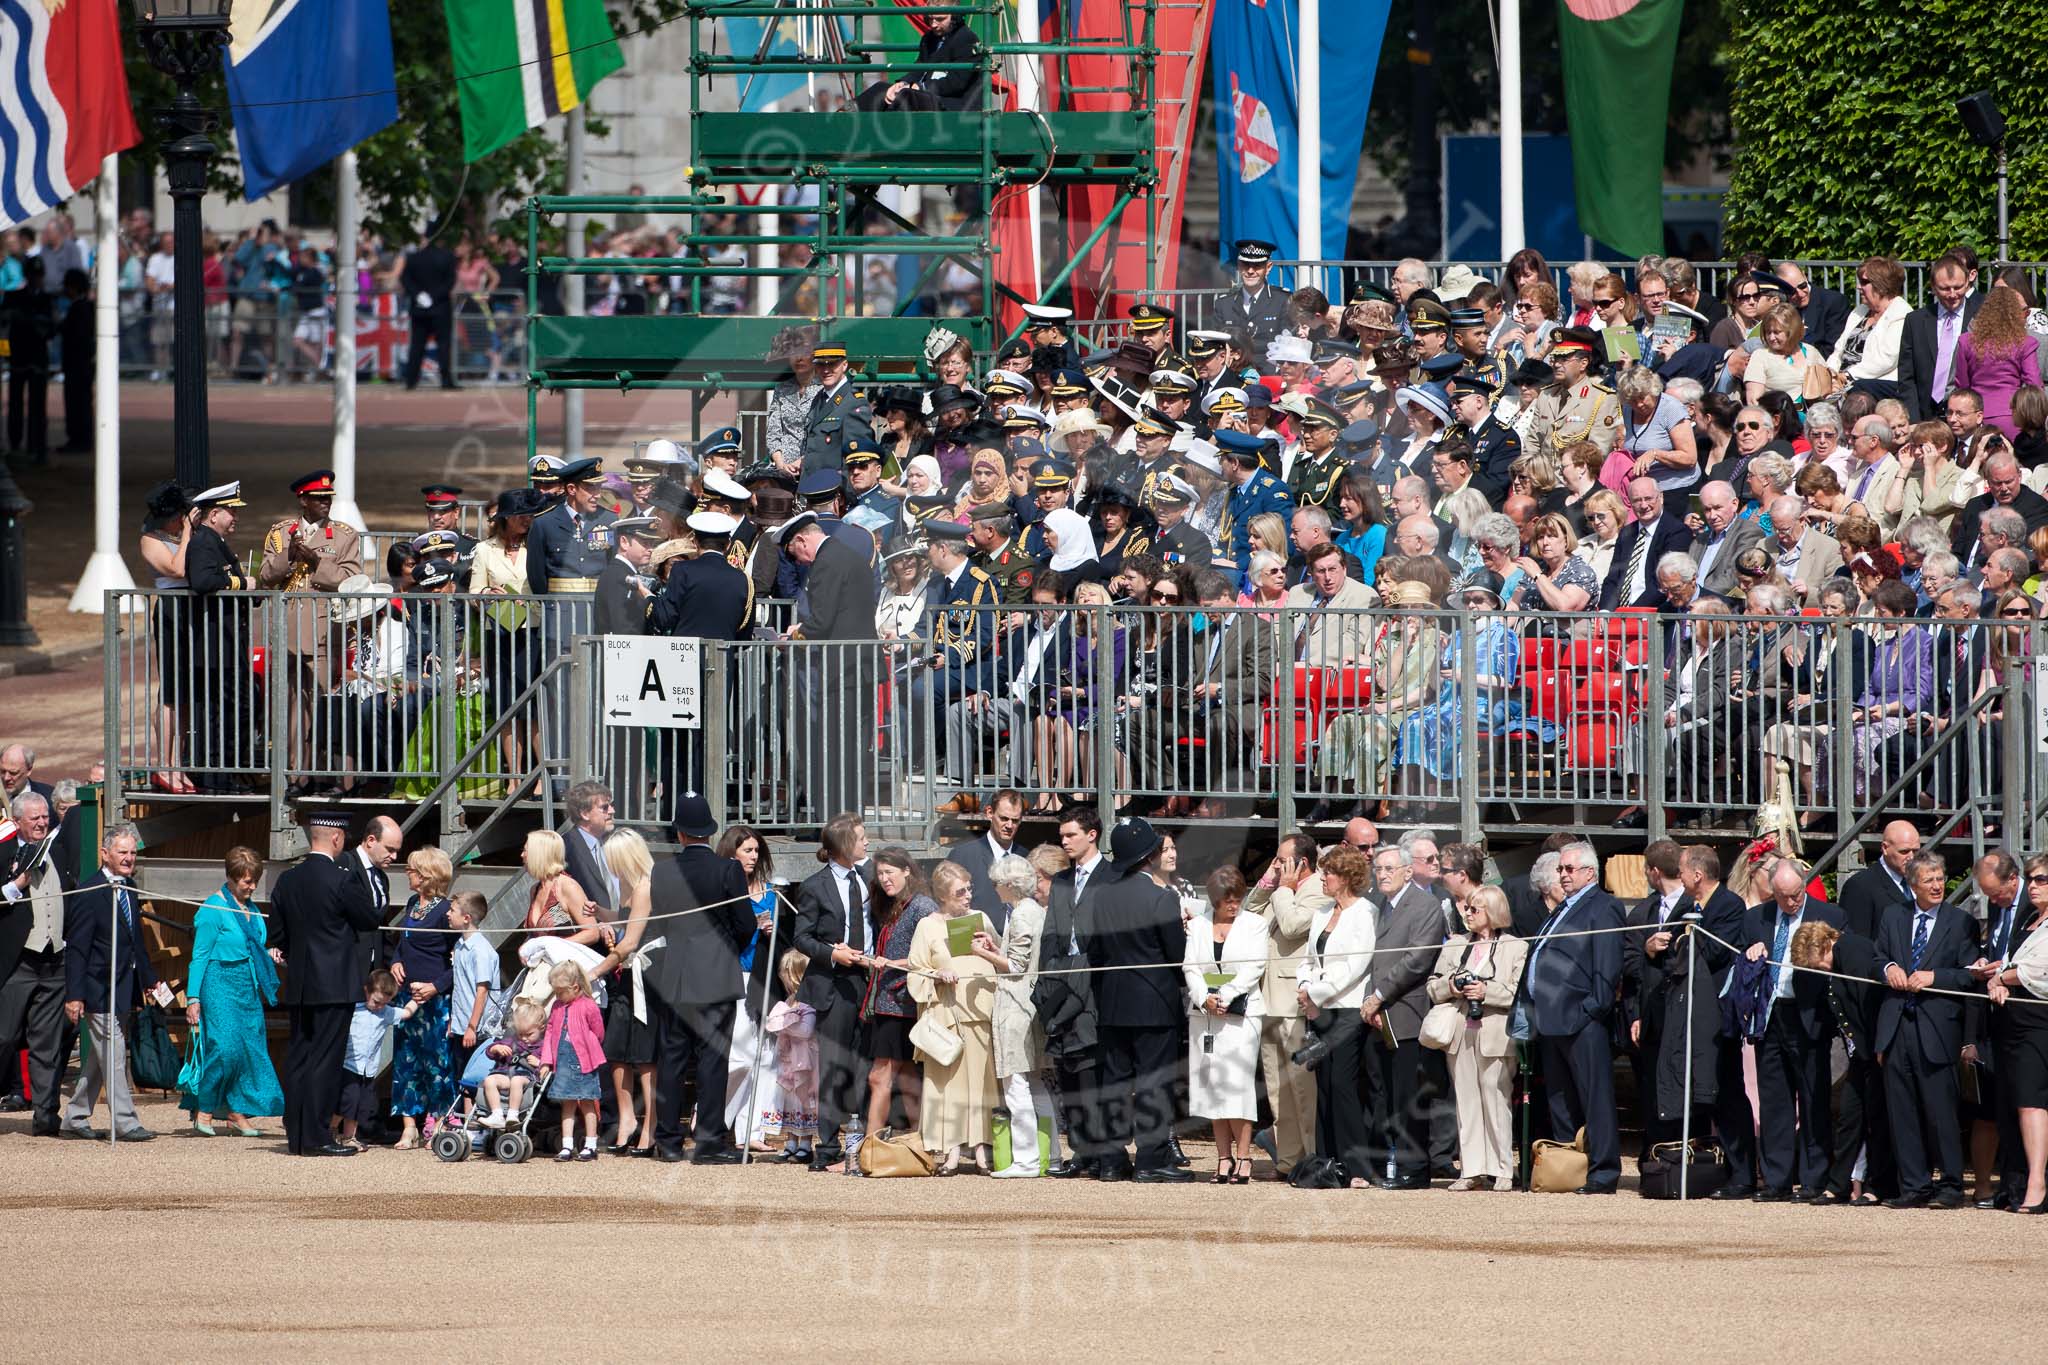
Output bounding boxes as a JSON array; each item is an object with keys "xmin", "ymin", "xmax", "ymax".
[
  {"xmin": 1827, "ymin": 256, "xmax": 1913, "ymax": 389},
  {"xmin": 1181, "ymin": 866, "xmax": 1270, "ymax": 1184},
  {"xmin": 1293, "ymin": 847, "xmax": 1377, "ymax": 1186}
]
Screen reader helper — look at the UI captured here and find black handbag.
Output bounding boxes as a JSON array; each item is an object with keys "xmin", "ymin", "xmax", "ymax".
[
  {"xmin": 1638, "ymin": 1136, "xmax": 1730, "ymax": 1199},
  {"xmin": 1287, "ymin": 1154, "xmax": 1350, "ymax": 1189}
]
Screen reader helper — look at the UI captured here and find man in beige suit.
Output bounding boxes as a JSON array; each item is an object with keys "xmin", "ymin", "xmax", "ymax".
[
  {"xmin": 1766, "ymin": 495, "xmax": 1843, "ymax": 606},
  {"xmin": 1283, "ymin": 541, "xmax": 1379, "ymax": 667},
  {"xmin": 256, "ymin": 470, "xmax": 364, "ymax": 775},
  {"xmin": 1244, "ymin": 832, "xmax": 1329, "ymax": 1176}
]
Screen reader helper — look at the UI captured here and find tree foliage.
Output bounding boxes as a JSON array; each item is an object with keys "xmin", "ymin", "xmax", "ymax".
[
  {"xmin": 119, "ymin": 2, "xmax": 686, "ymax": 242},
  {"xmin": 1722, "ymin": 0, "xmax": 2048, "ymax": 258}
]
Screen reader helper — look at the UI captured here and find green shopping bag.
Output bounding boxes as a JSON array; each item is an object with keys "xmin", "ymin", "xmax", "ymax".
[{"xmin": 992, "ymin": 1108, "xmax": 1054, "ymax": 1175}]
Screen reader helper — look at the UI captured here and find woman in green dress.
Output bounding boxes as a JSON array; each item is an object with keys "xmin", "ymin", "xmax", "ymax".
[{"xmin": 180, "ymin": 846, "xmax": 285, "ymax": 1135}]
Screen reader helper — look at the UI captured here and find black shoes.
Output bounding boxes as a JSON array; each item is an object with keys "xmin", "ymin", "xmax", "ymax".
[
  {"xmin": 1930, "ymin": 1189, "xmax": 1966, "ymax": 1209},
  {"xmin": 1884, "ymin": 1191, "xmax": 1930, "ymax": 1209},
  {"xmin": 1375, "ymin": 1174, "xmax": 1431, "ymax": 1191},
  {"xmin": 691, "ymin": 1146, "xmax": 743, "ymax": 1165},
  {"xmin": 309, "ymin": 1143, "xmax": 359, "ymax": 1157},
  {"xmin": 1753, "ymin": 1187, "xmax": 1796, "ymax": 1203},
  {"xmin": 1133, "ymin": 1165, "xmax": 1196, "ymax": 1183},
  {"xmin": 1093, "ymin": 1161, "xmax": 1132, "ymax": 1183},
  {"xmin": 1709, "ymin": 1184, "xmax": 1758, "ymax": 1201},
  {"xmin": 1575, "ymin": 1184, "xmax": 1618, "ymax": 1195},
  {"xmin": 1046, "ymin": 1158, "xmax": 1093, "ymax": 1179}
]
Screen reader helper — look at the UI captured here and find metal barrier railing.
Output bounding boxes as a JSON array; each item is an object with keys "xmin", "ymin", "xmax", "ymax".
[{"xmin": 106, "ymin": 589, "xmax": 2044, "ymax": 854}]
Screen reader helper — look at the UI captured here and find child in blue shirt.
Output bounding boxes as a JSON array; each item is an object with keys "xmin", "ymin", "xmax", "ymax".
[{"xmin": 336, "ymin": 969, "xmax": 418, "ymax": 1150}]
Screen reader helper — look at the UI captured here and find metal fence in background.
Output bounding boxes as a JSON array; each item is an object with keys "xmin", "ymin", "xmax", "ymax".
[{"xmin": 105, "ymin": 590, "xmax": 2046, "ymax": 858}]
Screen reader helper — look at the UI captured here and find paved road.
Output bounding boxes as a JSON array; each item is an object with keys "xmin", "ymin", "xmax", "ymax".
[{"xmin": 5, "ymin": 653, "xmax": 106, "ymax": 783}]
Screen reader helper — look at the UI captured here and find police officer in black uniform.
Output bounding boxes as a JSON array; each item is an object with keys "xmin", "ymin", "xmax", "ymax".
[{"xmin": 1210, "ymin": 239, "xmax": 1291, "ymax": 354}]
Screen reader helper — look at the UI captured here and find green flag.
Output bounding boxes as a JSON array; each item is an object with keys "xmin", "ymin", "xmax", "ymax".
[
  {"xmin": 1558, "ymin": 0, "xmax": 1682, "ymax": 256},
  {"xmin": 445, "ymin": 0, "xmax": 625, "ymax": 162}
]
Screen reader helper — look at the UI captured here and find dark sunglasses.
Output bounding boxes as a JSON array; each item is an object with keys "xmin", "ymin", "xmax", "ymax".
[
  {"xmin": 1735, "ymin": 420, "xmax": 1770, "ymax": 431},
  {"xmin": 1596, "ymin": 297, "xmax": 1623, "ymax": 306},
  {"xmin": 1734, "ymin": 290, "xmax": 1760, "ymax": 302},
  {"xmin": 2031, "ymin": 874, "xmax": 2048, "ymax": 885}
]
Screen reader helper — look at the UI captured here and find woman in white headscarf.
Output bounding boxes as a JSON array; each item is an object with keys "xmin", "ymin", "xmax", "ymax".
[{"xmin": 1041, "ymin": 506, "xmax": 1103, "ymax": 586}]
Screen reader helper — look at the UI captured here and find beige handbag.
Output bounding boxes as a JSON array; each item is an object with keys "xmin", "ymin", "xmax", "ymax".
[
  {"xmin": 858, "ymin": 1127, "xmax": 938, "ymax": 1178},
  {"xmin": 1530, "ymin": 1126, "xmax": 1591, "ymax": 1192},
  {"xmin": 908, "ymin": 1010, "xmax": 962, "ymax": 1067},
  {"xmin": 1418, "ymin": 1001, "xmax": 1463, "ymax": 1051}
]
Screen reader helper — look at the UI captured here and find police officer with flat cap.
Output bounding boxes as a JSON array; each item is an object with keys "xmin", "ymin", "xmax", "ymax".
[
  {"xmin": 1216, "ymin": 429, "xmax": 1294, "ymax": 573},
  {"xmin": 1211, "ymin": 239, "xmax": 1291, "ymax": 353},
  {"xmin": 801, "ymin": 343, "xmax": 877, "ymax": 475},
  {"xmin": 1287, "ymin": 396, "xmax": 1348, "ymax": 509}
]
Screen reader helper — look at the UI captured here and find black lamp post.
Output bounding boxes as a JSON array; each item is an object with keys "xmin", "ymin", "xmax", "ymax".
[{"xmin": 131, "ymin": 0, "xmax": 232, "ymax": 491}]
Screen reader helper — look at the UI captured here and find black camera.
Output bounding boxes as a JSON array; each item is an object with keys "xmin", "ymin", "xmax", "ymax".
[{"xmin": 1452, "ymin": 971, "xmax": 1485, "ymax": 1021}]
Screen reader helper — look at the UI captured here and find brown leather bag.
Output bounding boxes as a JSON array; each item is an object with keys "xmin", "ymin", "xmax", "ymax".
[
  {"xmin": 857, "ymin": 1127, "xmax": 938, "ymax": 1178},
  {"xmin": 1530, "ymin": 1125, "xmax": 1590, "ymax": 1192}
]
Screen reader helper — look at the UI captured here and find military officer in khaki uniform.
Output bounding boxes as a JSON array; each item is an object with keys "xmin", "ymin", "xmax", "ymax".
[
  {"xmin": 1524, "ymin": 326, "xmax": 1622, "ymax": 466},
  {"xmin": 966, "ymin": 501, "xmax": 1038, "ymax": 607},
  {"xmin": 257, "ymin": 468, "xmax": 365, "ymax": 775}
]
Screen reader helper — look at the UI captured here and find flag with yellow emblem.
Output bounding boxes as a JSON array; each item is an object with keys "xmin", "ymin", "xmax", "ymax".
[{"xmin": 445, "ymin": 0, "xmax": 624, "ymax": 162}]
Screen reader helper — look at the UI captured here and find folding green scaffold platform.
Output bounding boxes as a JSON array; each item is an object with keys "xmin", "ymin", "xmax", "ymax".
[{"xmin": 523, "ymin": 0, "xmax": 1165, "ymax": 448}]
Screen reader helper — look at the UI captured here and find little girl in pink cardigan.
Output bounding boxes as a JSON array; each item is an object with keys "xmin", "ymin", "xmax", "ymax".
[{"xmin": 542, "ymin": 962, "xmax": 608, "ymax": 1161}]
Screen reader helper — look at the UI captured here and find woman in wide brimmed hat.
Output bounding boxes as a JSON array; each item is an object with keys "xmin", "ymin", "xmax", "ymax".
[
  {"xmin": 1088, "ymin": 478, "xmax": 1153, "ymax": 580},
  {"xmin": 765, "ymin": 323, "xmax": 822, "ymax": 468},
  {"xmin": 1316, "ymin": 576, "xmax": 1445, "ymax": 816},
  {"xmin": 1407, "ymin": 570, "xmax": 1535, "ymax": 784},
  {"xmin": 328, "ymin": 575, "xmax": 407, "ymax": 793},
  {"xmin": 876, "ymin": 534, "xmax": 932, "ymax": 640}
]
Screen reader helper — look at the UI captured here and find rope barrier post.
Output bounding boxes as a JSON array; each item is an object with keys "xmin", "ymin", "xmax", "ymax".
[
  {"xmin": 1644, "ymin": 618, "xmax": 1667, "ymax": 842},
  {"xmin": 739, "ymin": 887, "xmax": 783, "ymax": 1167},
  {"xmin": 1456, "ymin": 603, "xmax": 1479, "ymax": 844},
  {"xmin": 1678, "ymin": 906, "xmax": 1701, "ymax": 1199},
  {"xmin": 108, "ymin": 884, "xmax": 118, "ymax": 1150},
  {"xmin": 2003, "ymin": 665, "xmax": 2026, "ymax": 846}
]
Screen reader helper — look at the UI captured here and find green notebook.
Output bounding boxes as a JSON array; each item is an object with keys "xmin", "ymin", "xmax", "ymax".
[
  {"xmin": 1202, "ymin": 971, "xmax": 1234, "ymax": 990},
  {"xmin": 946, "ymin": 915, "xmax": 981, "ymax": 959}
]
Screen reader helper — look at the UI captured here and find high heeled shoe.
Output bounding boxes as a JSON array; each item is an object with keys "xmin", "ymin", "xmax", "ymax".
[
  {"xmin": 609, "ymin": 1124, "xmax": 640, "ymax": 1156},
  {"xmin": 1231, "ymin": 1157, "xmax": 1251, "ymax": 1185},
  {"xmin": 1213, "ymin": 1157, "xmax": 1232, "ymax": 1184}
]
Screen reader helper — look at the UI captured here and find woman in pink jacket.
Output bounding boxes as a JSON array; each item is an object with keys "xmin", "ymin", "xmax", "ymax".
[{"xmin": 1952, "ymin": 284, "xmax": 2043, "ymax": 440}]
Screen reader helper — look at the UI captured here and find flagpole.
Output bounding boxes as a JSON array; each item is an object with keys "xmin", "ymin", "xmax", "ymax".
[
  {"xmin": 562, "ymin": 107, "xmax": 587, "ymax": 462},
  {"xmin": 1017, "ymin": 0, "xmax": 1043, "ymax": 298},
  {"xmin": 1296, "ymin": 0, "xmax": 1322, "ymax": 297},
  {"xmin": 329, "ymin": 151, "xmax": 365, "ymax": 531},
  {"xmin": 1499, "ymin": 0, "xmax": 1525, "ymax": 258},
  {"xmin": 70, "ymin": 154, "xmax": 134, "ymax": 615}
]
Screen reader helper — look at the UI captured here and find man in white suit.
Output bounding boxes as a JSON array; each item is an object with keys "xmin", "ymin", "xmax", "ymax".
[{"xmin": 1244, "ymin": 833, "xmax": 1330, "ymax": 1176}]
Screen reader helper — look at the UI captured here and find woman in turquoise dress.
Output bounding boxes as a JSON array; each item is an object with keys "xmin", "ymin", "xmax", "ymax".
[
  {"xmin": 1407, "ymin": 571, "xmax": 1543, "ymax": 782},
  {"xmin": 180, "ymin": 847, "xmax": 284, "ymax": 1135}
]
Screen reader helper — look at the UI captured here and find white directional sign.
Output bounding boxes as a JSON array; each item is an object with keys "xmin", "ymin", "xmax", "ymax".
[{"xmin": 602, "ymin": 635, "xmax": 703, "ymax": 729}]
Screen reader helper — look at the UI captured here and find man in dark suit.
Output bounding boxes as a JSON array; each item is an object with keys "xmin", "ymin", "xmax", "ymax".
[
  {"xmin": 645, "ymin": 796, "xmax": 756, "ymax": 1164},
  {"xmin": 1837, "ymin": 820, "xmax": 1920, "ymax": 940},
  {"xmin": 1171, "ymin": 573, "xmax": 1277, "ymax": 815},
  {"xmin": 1667, "ymin": 845, "xmax": 1756, "ymax": 1189},
  {"xmin": 268, "ymin": 810, "xmax": 382, "ymax": 1156},
  {"xmin": 592, "ymin": 516, "xmax": 656, "ymax": 636},
  {"xmin": 59, "ymin": 823, "xmax": 160, "ymax": 1141},
  {"xmin": 0, "ymin": 743, "xmax": 52, "ymax": 809},
  {"xmin": 1965, "ymin": 852, "xmax": 2028, "ymax": 1208},
  {"xmin": 399, "ymin": 227, "xmax": 459, "ymax": 391},
  {"xmin": 1599, "ymin": 477, "xmax": 1693, "ymax": 609},
  {"xmin": 942, "ymin": 789, "xmax": 1023, "ymax": 932},
  {"xmin": 1894, "ymin": 256, "xmax": 1983, "ymax": 421},
  {"xmin": 1948, "ymin": 455, "xmax": 2048, "ymax": 564},
  {"xmin": 780, "ymin": 513, "xmax": 880, "ymax": 825},
  {"xmin": 0, "ymin": 791, "xmax": 72, "ymax": 1134},
  {"xmin": 852, "ymin": 10, "xmax": 982, "ymax": 110},
  {"xmin": 649, "ymin": 514, "xmax": 756, "ymax": 642},
  {"xmin": 1362, "ymin": 845, "xmax": 1449, "ymax": 1187},
  {"xmin": 1080, "ymin": 819, "xmax": 1191, "ymax": 1183},
  {"xmin": 1687, "ymin": 480, "xmax": 1767, "ymax": 601},
  {"xmin": 1621, "ymin": 840, "xmax": 1687, "ymax": 1150},
  {"xmin": 349, "ymin": 816, "xmax": 403, "ymax": 982},
  {"xmin": 1041, "ymin": 806, "xmax": 1109, "ymax": 1177},
  {"xmin": 1778, "ymin": 262, "xmax": 1852, "ymax": 356},
  {"xmin": 1515, "ymin": 841, "xmax": 1623, "ymax": 1192},
  {"xmin": 558, "ymin": 782, "xmax": 616, "ymax": 920},
  {"xmin": 790, "ymin": 813, "xmax": 873, "ymax": 1171},
  {"xmin": 1740, "ymin": 860, "xmax": 1844, "ymax": 1200},
  {"xmin": 1794, "ymin": 921, "xmax": 1896, "ymax": 1203},
  {"xmin": 1875, "ymin": 852, "xmax": 1981, "ymax": 1208}
]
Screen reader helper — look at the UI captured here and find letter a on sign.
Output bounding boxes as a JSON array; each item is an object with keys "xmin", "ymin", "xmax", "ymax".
[{"xmin": 639, "ymin": 660, "xmax": 664, "ymax": 700}]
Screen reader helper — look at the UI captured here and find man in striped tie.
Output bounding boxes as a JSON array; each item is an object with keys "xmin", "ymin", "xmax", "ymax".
[{"xmin": 60, "ymin": 823, "xmax": 164, "ymax": 1141}]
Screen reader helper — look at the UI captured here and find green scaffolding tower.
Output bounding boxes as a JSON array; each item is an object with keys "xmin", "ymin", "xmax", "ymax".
[{"xmin": 524, "ymin": 0, "xmax": 1162, "ymax": 452}]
